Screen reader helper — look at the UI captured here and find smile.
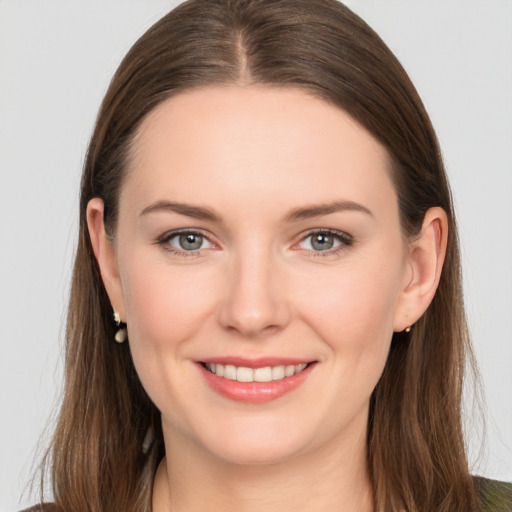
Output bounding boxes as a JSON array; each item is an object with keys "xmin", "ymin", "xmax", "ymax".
[
  {"xmin": 203, "ymin": 362, "xmax": 309, "ymax": 383},
  {"xmin": 198, "ymin": 359, "xmax": 316, "ymax": 404}
]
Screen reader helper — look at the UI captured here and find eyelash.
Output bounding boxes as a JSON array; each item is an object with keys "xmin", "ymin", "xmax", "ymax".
[
  {"xmin": 156, "ymin": 229, "xmax": 354, "ymax": 258},
  {"xmin": 296, "ymin": 229, "xmax": 354, "ymax": 257},
  {"xmin": 156, "ymin": 229, "xmax": 215, "ymax": 258}
]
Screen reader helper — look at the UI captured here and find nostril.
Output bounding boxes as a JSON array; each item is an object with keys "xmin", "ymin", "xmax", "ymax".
[{"xmin": 216, "ymin": 262, "xmax": 292, "ymax": 336}]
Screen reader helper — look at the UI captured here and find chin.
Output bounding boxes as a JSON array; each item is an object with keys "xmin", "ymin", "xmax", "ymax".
[
  {"xmin": 188, "ymin": 414, "xmax": 321, "ymax": 467},
  {"xmin": 206, "ymin": 438, "xmax": 305, "ymax": 467}
]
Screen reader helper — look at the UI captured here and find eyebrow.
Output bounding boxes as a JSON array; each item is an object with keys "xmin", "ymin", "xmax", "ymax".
[
  {"xmin": 139, "ymin": 201, "xmax": 221, "ymax": 222},
  {"xmin": 139, "ymin": 199, "xmax": 373, "ymax": 223},
  {"xmin": 284, "ymin": 200, "xmax": 373, "ymax": 221}
]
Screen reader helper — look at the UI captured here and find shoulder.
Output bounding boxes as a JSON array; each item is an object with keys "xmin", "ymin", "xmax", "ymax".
[{"xmin": 474, "ymin": 476, "xmax": 512, "ymax": 512}]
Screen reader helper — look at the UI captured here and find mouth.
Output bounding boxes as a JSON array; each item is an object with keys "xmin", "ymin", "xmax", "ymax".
[
  {"xmin": 197, "ymin": 358, "xmax": 316, "ymax": 404},
  {"xmin": 200, "ymin": 362, "xmax": 309, "ymax": 383}
]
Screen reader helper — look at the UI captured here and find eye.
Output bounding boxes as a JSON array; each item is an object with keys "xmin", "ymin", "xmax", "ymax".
[
  {"xmin": 175, "ymin": 232, "xmax": 206, "ymax": 251},
  {"xmin": 297, "ymin": 230, "xmax": 353, "ymax": 254},
  {"xmin": 160, "ymin": 230, "xmax": 214, "ymax": 253}
]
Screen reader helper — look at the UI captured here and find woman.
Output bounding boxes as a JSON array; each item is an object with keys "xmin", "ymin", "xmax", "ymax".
[{"xmin": 25, "ymin": 0, "xmax": 511, "ymax": 511}]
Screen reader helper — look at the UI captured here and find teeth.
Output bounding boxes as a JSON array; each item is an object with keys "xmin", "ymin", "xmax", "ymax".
[
  {"xmin": 236, "ymin": 366, "xmax": 254, "ymax": 382},
  {"xmin": 204, "ymin": 362, "xmax": 309, "ymax": 382},
  {"xmin": 285, "ymin": 365, "xmax": 295, "ymax": 377},
  {"xmin": 254, "ymin": 366, "xmax": 272, "ymax": 382},
  {"xmin": 224, "ymin": 364, "xmax": 237, "ymax": 380},
  {"xmin": 271, "ymin": 365, "xmax": 285, "ymax": 380}
]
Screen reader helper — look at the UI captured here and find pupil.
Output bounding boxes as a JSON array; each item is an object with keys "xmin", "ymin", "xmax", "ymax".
[
  {"xmin": 312, "ymin": 233, "xmax": 333, "ymax": 251},
  {"xmin": 179, "ymin": 233, "xmax": 202, "ymax": 250}
]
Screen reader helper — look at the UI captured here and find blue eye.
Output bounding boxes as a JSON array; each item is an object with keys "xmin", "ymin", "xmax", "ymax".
[
  {"xmin": 177, "ymin": 233, "xmax": 204, "ymax": 250},
  {"xmin": 298, "ymin": 230, "xmax": 352, "ymax": 253},
  {"xmin": 162, "ymin": 231, "xmax": 213, "ymax": 252}
]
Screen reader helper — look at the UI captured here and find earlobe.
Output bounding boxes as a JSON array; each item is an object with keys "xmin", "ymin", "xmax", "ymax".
[
  {"xmin": 394, "ymin": 207, "xmax": 448, "ymax": 332},
  {"xmin": 86, "ymin": 198, "xmax": 126, "ymax": 319}
]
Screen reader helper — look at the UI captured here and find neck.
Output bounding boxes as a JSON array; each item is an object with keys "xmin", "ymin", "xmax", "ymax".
[{"xmin": 153, "ymin": 419, "xmax": 374, "ymax": 512}]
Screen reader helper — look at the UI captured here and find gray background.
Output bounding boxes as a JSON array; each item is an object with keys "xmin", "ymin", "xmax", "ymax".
[{"xmin": 1, "ymin": 1, "xmax": 511, "ymax": 510}]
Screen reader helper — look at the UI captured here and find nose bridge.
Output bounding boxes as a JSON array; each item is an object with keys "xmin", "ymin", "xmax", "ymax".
[{"xmin": 218, "ymin": 238, "xmax": 290, "ymax": 336}]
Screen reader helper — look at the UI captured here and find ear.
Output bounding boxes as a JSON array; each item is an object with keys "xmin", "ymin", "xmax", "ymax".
[
  {"xmin": 86, "ymin": 198, "xmax": 126, "ymax": 321},
  {"xmin": 393, "ymin": 207, "xmax": 448, "ymax": 332}
]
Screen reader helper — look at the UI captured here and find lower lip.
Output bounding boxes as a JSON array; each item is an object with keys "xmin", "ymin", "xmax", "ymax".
[{"xmin": 198, "ymin": 363, "xmax": 315, "ymax": 404}]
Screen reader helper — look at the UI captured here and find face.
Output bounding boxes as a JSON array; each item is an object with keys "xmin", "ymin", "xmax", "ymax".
[{"xmin": 101, "ymin": 86, "xmax": 415, "ymax": 465}]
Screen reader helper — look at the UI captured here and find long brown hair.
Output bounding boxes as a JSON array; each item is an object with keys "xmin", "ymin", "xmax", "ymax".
[{"xmin": 37, "ymin": 1, "xmax": 480, "ymax": 510}]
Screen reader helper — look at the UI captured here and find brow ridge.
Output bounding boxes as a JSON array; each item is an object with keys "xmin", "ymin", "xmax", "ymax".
[
  {"xmin": 139, "ymin": 201, "xmax": 220, "ymax": 221},
  {"xmin": 285, "ymin": 200, "xmax": 373, "ymax": 221},
  {"xmin": 140, "ymin": 199, "xmax": 372, "ymax": 223}
]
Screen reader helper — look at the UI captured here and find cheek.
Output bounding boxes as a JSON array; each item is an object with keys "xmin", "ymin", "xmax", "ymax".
[
  {"xmin": 118, "ymin": 253, "xmax": 224, "ymax": 423},
  {"xmin": 120, "ymin": 251, "xmax": 218, "ymax": 345},
  {"xmin": 117, "ymin": 251, "xmax": 221, "ymax": 405},
  {"xmin": 296, "ymin": 251, "xmax": 404, "ymax": 364}
]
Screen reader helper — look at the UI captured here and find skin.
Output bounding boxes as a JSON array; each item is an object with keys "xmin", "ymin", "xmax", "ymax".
[{"xmin": 88, "ymin": 86, "xmax": 447, "ymax": 512}]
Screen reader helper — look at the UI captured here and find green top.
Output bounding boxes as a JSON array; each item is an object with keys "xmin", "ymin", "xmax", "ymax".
[
  {"xmin": 21, "ymin": 477, "xmax": 512, "ymax": 511},
  {"xmin": 476, "ymin": 476, "xmax": 512, "ymax": 512}
]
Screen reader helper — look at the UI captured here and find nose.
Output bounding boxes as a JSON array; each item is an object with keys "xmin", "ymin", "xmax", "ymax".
[{"xmin": 217, "ymin": 243, "xmax": 291, "ymax": 337}]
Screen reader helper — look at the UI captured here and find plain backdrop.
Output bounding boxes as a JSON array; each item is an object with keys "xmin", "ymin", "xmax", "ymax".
[{"xmin": 1, "ymin": 1, "xmax": 511, "ymax": 511}]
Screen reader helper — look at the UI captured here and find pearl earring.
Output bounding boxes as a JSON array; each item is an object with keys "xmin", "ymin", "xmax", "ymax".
[
  {"xmin": 113, "ymin": 311, "xmax": 127, "ymax": 343},
  {"xmin": 404, "ymin": 325, "xmax": 412, "ymax": 333}
]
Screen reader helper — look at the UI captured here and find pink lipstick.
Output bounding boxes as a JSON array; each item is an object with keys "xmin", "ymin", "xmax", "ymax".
[{"xmin": 197, "ymin": 357, "xmax": 315, "ymax": 404}]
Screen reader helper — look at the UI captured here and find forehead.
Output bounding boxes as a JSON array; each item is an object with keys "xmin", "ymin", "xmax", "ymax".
[{"xmin": 124, "ymin": 86, "xmax": 397, "ymax": 219}]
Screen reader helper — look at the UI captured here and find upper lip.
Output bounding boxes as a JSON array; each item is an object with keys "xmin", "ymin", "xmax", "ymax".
[{"xmin": 199, "ymin": 356, "xmax": 315, "ymax": 368}]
